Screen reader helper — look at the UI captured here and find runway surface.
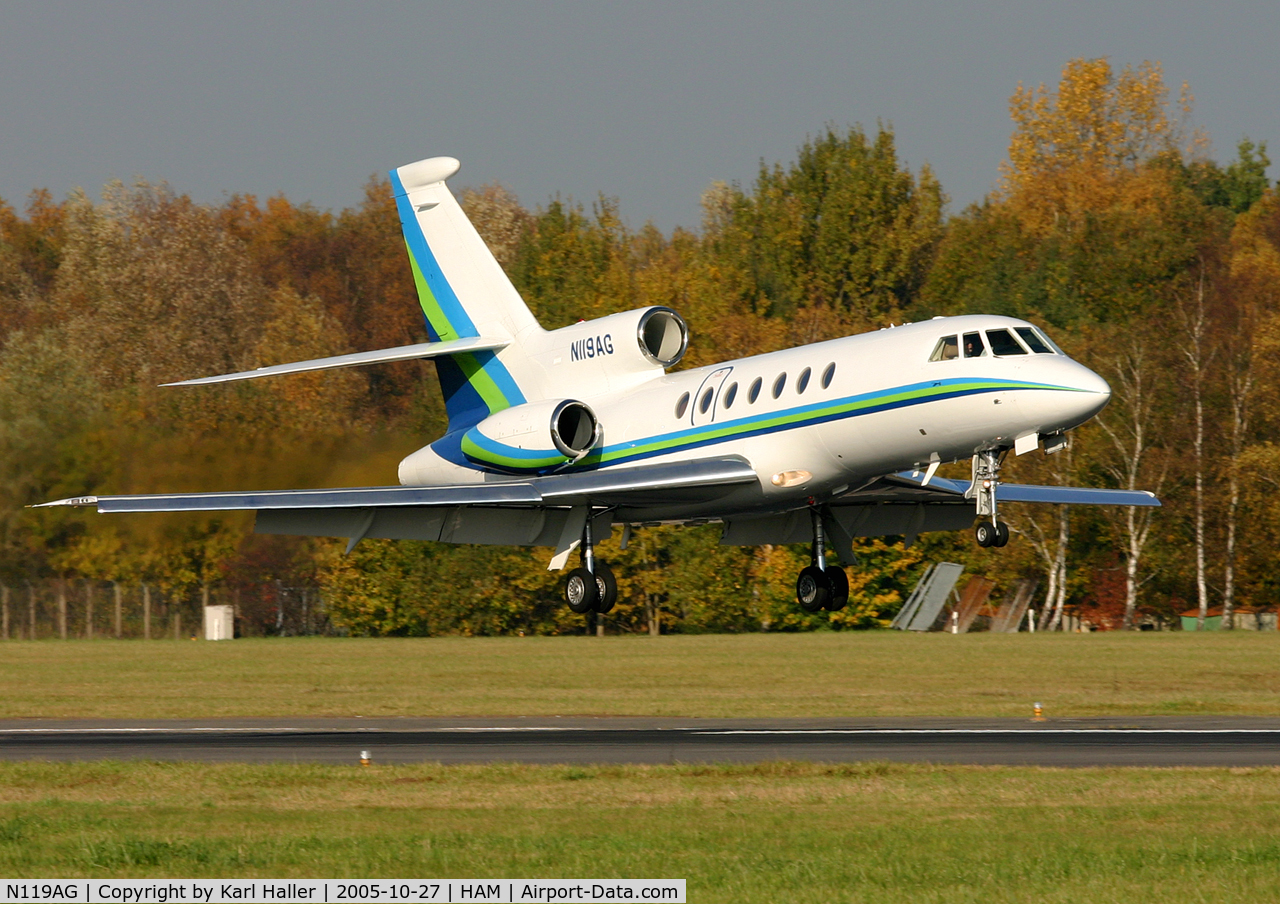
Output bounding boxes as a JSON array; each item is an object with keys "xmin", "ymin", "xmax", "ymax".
[{"xmin": 3, "ymin": 717, "xmax": 1280, "ymax": 767}]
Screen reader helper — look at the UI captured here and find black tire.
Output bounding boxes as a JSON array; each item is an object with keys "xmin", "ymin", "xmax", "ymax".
[
  {"xmin": 825, "ymin": 566, "xmax": 849, "ymax": 611},
  {"xmin": 994, "ymin": 521, "xmax": 1011, "ymax": 548},
  {"xmin": 593, "ymin": 561, "xmax": 618, "ymax": 614},
  {"xmin": 566, "ymin": 567, "xmax": 599, "ymax": 614},
  {"xmin": 796, "ymin": 565, "xmax": 831, "ymax": 612},
  {"xmin": 975, "ymin": 522, "xmax": 996, "ymax": 548}
]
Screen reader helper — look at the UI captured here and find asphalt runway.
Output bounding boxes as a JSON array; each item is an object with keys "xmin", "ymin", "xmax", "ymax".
[{"xmin": 4, "ymin": 717, "xmax": 1280, "ymax": 767}]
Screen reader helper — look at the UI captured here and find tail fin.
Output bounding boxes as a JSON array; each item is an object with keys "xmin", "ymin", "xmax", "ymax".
[{"xmin": 390, "ymin": 157, "xmax": 542, "ymax": 431}]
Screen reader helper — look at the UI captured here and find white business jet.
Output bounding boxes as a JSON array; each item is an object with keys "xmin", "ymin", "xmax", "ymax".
[{"xmin": 39, "ymin": 156, "xmax": 1159, "ymax": 615}]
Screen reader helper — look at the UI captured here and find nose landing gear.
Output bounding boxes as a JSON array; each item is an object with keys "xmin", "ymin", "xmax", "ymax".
[
  {"xmin": 969, "ymin": 448, "xmax": 1011, "ymax": 548},
  {"xmin": 974, "ymin": 520, "xmax": 1010, "ymax": 548},
  {"xmin": 795, "ymin": 508, "xmax": 850, "ymax": 612}
]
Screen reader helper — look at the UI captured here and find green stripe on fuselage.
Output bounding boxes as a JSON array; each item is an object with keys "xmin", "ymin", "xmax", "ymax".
[{"xmin": 573, "ymin": 377, "xmax": 1071, "ymax": 469}]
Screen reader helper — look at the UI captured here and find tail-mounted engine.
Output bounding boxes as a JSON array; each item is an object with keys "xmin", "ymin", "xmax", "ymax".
[
  {"xmin": 461, "ymin": 398, "xmax": 600, "ymax": 473},
  {"xmin": 535, "ymin": 306, "xmax": 688, "ymax": 393}
]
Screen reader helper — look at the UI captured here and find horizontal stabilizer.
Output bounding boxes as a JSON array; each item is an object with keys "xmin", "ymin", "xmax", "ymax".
[
  {"xmin": 35, "ymin": 457, "xmax": 759, "ymax": 514},
  {"xmin": 161, "ymin": 336, "xmax": 510, "ymax": 387}
]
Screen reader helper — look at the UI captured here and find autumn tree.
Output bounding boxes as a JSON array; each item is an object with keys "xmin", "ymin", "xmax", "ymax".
[{"xmin": 704, "ymin": 125, "xmax": 943, "ymax": 331}]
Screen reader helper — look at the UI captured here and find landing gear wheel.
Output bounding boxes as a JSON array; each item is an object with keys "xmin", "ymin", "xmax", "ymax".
[
  {"xmin": 592, "ymin": 561, "xmax": 618, "ymax": 614},
  {"xmin": 824, "ymin": 566, "xmax": 849, "ymax": 611},
  {"xmin": 975, "ymin": 522, "xmax": 997, "ymax": 548},
  {"xmin": 796, "ymin": 565, "xmax": 832, "ymax": 613},
  {"xmin": 565, "ymin": 567, "xmax": 600, "ymax": 614},
  {"xmin": 994, "ymin": 521, "xmax": 1010, "ymax": 548}
]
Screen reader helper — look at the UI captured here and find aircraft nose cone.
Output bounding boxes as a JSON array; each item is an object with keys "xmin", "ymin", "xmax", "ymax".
[{"xmin": 1074, "ymin": 366, "xmax": 1111, "ymax": 420}]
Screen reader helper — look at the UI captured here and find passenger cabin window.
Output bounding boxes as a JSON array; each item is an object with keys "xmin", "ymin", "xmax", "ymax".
[
  {"xmin": 748, "ymin": 377, "xmax": 762, "ymax": 403},
  {"xmin": 986, "ymin": 329, "xmax": 1027, "ymax": 356},
  {"xmin": 699, "ymin": 387, "xmax": 714, "ymax": 414},
  {"xmin": 963, "ymin": 332, "xmax": 985, "ymax": 357},
  {"xmin": 797, "ymin": 367, "xmax": 811, "ymax": 393},
  {"xmin": 822, "ymin": 362, "xmax": 836, "ymax": 388},
  {"xmin": 723, "ymin": 382, "xmax": 738, "ymax": 409},
  {"xmin": 675, "ymin": 392, "xmax": 690, "ymax": 418},
  {"xmin": 930, "ymin": 335, "xmax": 959, "ymax": 361},
  {"xmin": 772, "ymin": 373, "xmax": 787, "ymax": 399},
  {"xmin": 1016, "ymin": 326, "xmax": 1054, "ymax": 354}
]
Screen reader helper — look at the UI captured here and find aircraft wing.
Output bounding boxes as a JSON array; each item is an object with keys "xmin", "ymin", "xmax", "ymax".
[
  {"xmin": 720, "ymin": 470, "xmax": 1160, "ymax": 555},
  {"xmin": 34, "ymin": 456, "xmax": 760, "ymax": 514},
  {"xmin": 850, "ymin": 472, "xmax": 1162, "ymax": 507}
]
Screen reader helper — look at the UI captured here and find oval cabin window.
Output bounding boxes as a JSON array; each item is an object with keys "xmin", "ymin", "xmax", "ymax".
[
  {"xmin": 675, "ymin": 392, "xmax": 690, "ymax": 418},
  {"xmin": 723, "ymin": 382, "xmax": 738, "ymax": 409}
]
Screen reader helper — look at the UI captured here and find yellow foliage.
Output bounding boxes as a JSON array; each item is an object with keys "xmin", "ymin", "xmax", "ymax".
[{"xmin": 1001, "ymin": 58, "xmax": 1202, "ymax": 235}]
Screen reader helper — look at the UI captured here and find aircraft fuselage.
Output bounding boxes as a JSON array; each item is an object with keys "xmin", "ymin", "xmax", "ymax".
[{"xmin": 398, "ymin": 314, "xmax": 1110, "ymax": 522}]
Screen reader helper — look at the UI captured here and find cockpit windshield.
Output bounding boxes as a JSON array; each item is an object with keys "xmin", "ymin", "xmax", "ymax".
[
  {"xmin": 986, "ymin": 328, "xmax": 1028, "ymax": 356},
  {"xmin": 930, "ymin": 324, "xmax": 1063, "ymax": 360}
]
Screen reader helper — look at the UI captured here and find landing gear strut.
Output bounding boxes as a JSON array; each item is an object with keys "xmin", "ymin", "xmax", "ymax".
[
  {"xmin": 969, "ymin": 449, "xmax": 1011, "ymax": 548},
  {"xmin": 564, "ymin": 513, "xmax": 618, "ymax": 614},
  {"xmin": 796, "ymin": 509, "xmax": 849, "ymax": 612}
]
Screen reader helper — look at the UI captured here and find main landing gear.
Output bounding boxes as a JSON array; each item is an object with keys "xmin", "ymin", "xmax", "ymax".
[
  {"xmin": 970, "ymin": 448, "xmax": 1011, "ymax": 548},
  {"xmin": 564, "ymin": 514, "xmax": 618, "ymax": 615},
  {"xmin": 796, "ymin": 509, "xmax": 849, "ymax": 613}
]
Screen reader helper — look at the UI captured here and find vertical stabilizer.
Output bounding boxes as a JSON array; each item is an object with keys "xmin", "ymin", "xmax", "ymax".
[{"xmin": 390, "ymin": 157, "xmax": 543, "ymax": 431}]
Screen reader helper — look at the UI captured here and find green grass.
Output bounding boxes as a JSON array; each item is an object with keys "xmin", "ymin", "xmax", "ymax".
[
  {"xmin": 2, "ymin": 632, "xmax": 1279, "ymax": 719},
  {"xmin": 1, "ymin": 760, "xmax": 1279, "ymax": 901}
]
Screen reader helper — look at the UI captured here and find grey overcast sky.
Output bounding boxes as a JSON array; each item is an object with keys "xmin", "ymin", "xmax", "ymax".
[{"xmin": 1, "ymin": 1, "xmax": 1276, "ymax": 233}]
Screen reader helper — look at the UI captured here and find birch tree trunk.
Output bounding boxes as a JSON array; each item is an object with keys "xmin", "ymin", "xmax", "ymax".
[
  {"xmin": 1178, "ymin": 270, "xmax": 1212, "ymax": 630},
  {"xmin": 1099, "ymin": 345, "xmax": 1167, "ymax": 630},
  {"xmin": 1222, "ymin": 366, "xmax": 1252, "ymax": 627}
]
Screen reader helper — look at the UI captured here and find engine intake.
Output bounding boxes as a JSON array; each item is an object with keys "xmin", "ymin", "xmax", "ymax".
[
  {"xmin": 551, "ymin": 400, "xmax": 598, "ymax": 458},
  {"xmin": 461, "ymin": 398, "xmax": 600, "ymax": 473},
  {"xmin": 637, "ymin": 307, "xmax": 688, "ymax": 367}
]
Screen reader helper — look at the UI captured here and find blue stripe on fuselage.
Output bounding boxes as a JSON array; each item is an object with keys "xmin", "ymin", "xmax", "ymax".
[{"xmin": 429, "ymin": 377, "xmax": 1080, "ymax": 477}]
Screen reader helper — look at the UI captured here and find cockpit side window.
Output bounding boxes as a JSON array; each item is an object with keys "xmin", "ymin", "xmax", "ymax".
[
  {"xmin": 929, "ymin": 335, "xmax": 959, "ymax": 361},
  {"xmin": 986, "ymin": 328, "xmax": 1028, "ymax": 356},
  {"xmin": 1015, "ymin": 326, "xmax": 1053, "ymax": 354},
  {"xmin": 962, "ymin": 332, "xmax": 985, "ymax": 358},
  {"xmin": 1035, "ymin": 327, "xmax": 1066, "ymax": 355}
]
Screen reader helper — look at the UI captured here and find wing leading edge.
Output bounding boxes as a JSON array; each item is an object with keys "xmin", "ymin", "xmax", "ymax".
[
  {"xmin": 877, "ymin": 472, "xmax": 1161, "ymax": 507},
  {"xmin": 34, "ymin": 456, "xmax": 760, "ymax": 514}
]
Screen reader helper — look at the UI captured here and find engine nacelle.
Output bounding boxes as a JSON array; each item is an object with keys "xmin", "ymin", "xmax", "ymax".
[
  {"xmin": 461, "ymin": 398, "xmax": 599, "ymax": 473},
  {"xmin": 533, "ymin": 306, "xmax": 688, "ymax": 393}
]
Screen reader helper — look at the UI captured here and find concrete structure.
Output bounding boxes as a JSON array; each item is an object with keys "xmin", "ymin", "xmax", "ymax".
[{"xmin": 203, "ymin": 604, "xmax": 234, "ymax": 641}]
